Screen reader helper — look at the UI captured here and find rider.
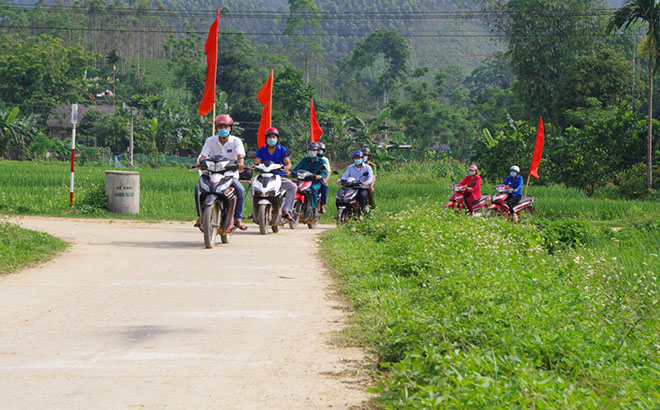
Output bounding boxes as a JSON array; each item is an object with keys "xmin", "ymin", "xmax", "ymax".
[
  {"xmin": 362, "ymin": 146, "xmax": 376, "ymax": 209},
  {"xmin": 337, "ymin": 150, "xmax": 373, "ymax": 220},
  {"xmin": 292, "ymin": 142, "xmax": 328, "ymax": 218},
  {"xmin": 254, "ymin": 127, "xmax": 297, "ymax": 221},
  {"xmin": 457, "ymin": 164, "xmax": 482, "ymax": 215},
  {"xmin": 317, "ymin": 142, "xmax": 331, "ymax": 214},
  {"xmin": 194, "ymin": 114, "xmax": 248, "ymax": 231},
  {"xmin": 501, "ymin": 165, "xmax": 523, "ymax": 221}
]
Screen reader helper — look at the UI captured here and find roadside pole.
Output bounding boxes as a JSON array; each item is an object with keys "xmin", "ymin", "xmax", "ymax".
[
  {"xmin": 129, "ymin": 107, "xmax": 134, "ymax": 168},
  {"xmin": 69, "ymin": 104, "xmax": 78, "ymax": 207}
]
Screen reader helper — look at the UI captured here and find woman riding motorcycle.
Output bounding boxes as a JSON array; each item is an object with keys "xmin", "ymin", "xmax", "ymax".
[{"xmin": 457, "ymin": 164, "xmax": 482, "ymax": 215}]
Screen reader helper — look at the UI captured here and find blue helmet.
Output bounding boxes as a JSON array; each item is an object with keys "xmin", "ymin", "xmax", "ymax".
[{"xmin": 352, "ymin": 150, "xmax": 363, "ymax": 158}]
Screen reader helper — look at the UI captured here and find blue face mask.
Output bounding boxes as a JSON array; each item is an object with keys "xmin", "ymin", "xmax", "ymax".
[
  {"xmin": 308, "ymin": 151, "xmax": 317, "ymax": 158},
  {"xmin": 469, "ymin": 171, "xmax": 476, "ymax": 176},
  {"xmin": 217, "ymin": 129, "xmax": 230, "ymax": 138},
  {"xmin": 510, "ymin": 171, "xmax": 517, "ymax": 177},
  {"xmin": 354, "ymin": 159, "xmax": 363, "ymax": 166},
  {"xmin": 266, "ymin": 138, "xmax": 277, "ymax": 147}
]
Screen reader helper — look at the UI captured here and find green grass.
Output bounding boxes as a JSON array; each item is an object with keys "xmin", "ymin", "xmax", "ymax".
[
  {"xmin": 323, "ymin": 209, "xmax": 660, "ymax": 408},
  {"xmin": 0, "ymin": 222, "xmax": 68, "ymax": 275}
]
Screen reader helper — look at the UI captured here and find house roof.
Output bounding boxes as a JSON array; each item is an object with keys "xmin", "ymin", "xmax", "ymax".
[{"xmin": 47, "ymin": 104, "xmax": 116, "ymax": 128}]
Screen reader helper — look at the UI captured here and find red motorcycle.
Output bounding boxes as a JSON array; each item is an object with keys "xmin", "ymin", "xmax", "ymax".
[
  {"xmin": 486, "ymin": 185, "xmax": 535, "ymax": 220},
  {"xmin": 444, "ymin": 184, "xmax": 491, "ymax": 216},
  {"xmin": 289, "ymin": 169, "xmax": 320, "ymax": 229}
]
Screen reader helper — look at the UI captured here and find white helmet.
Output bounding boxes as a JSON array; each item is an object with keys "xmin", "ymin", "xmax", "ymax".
[{"xmin": 509, "ymin": 165, "xmax": 520, "ymax": 173}]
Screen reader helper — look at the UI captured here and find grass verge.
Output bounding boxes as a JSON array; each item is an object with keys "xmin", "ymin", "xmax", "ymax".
[
  {"xmin": 0, "ymin": 221, "xmax": 68, "ymax": 275},
  {"xmin": 322, "ymin": 208, "xmax": 660, "ymax": 408}
]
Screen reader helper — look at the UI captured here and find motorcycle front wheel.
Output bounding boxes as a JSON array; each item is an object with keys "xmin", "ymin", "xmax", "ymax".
[
  {"xmin": 289, "ymin": 199, "xmax": 302, "ymax": 229},
  {"xmin": 257, "ymin": 204, "xmax": 269, "ymax": 235},
  {"xmin": 203, "ymin": 204, "xmax": 219, "ymax": 248},
  {"xmin": 336, "ymin": 208, "xmax": 348, "ymax": 226},
  {"xmin": 485, "ymin": 208, "xmax": 500, "ymax": 219}
]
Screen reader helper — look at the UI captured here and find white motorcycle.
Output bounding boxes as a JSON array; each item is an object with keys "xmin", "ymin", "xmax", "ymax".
[{"xmin": 250, "ymin": 161, "xmax": 287, "ymax": 235}]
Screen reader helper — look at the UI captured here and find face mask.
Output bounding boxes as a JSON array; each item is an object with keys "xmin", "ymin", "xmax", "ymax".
[
  {"xmin": 308, "ymin": 151, "xmax": 317, "ymax": 158},
  {"xmin": 266, "ymin": 138, "xmax": 277, "ymax": 147},
  {"xmin": 469, "ymin": 171, "xmax": 475, "ymax": 176},
  {"xmin": 217, "ymin": 129, "xmax": 230, "ymax": 138},
  {"xmin": 510, "ymin": 171, "xmax": 517, "ymax": 177},
  {"xmin": 354, "ymin": 159, "xmax": 363, "ymax": 166}
]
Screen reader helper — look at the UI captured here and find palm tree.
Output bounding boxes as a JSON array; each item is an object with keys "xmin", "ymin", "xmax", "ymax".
[{"xmin": 609, "ymin": 0, "xmax": 660, "ymax": 191}]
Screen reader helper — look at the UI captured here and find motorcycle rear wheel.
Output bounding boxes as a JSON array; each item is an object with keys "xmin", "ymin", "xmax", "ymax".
[
  {"xmin": 485, "ymin": 208, "xmax": 500, "ymax": 219},
  {"xmin": 203, "ymin": 204, "xmax": 219, "ymax": 248},
  {"xmin": 289, "ymin": 200, "xmax": 302, "ymax": 229},
  {"xmin": 257, "ymin": 204, "xmax": 268, "ymax": 235},
  {"xmin": 271, "ymin": 224, "xmax": 280, "ymax": 233},
  {"xmin": 307, "ymin": 215, "xmax": 318, "ymax": 229},
  {"xmin": 523, "ymin": 206, "xmax": 536, "ymax": 215}
]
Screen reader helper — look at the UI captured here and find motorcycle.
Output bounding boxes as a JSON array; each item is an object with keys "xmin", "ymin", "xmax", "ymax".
[
  {"xmin": 197, "ymin": 155, "xmax": 238, "ymax": 248},
  {"xmin": 250, "ymin": 161, "xmax": 288, "ymax": 235},
  {"xmin": 335, "ymin": 177, "xmax": 363, "ymax": 225},
  {"xmin": 486, "ymin": 184, "xmax": 535, "ymax": 219},
  {"xmin": 290, "ymin": 169, "xmax": 321, "ymax": 229},
  {"xmin": 444, "ymin": 184, "xmax": 491, "ymax": 216}
]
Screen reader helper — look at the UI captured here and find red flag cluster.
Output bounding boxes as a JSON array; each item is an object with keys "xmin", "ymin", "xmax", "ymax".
[{"xmin": 198, "ymin": 9, "xmax": 219, "ymax": 117}]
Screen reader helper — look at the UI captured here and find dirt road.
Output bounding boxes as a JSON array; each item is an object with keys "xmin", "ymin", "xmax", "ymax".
[{"xmin": 0, "ymin": 217, "xmax": 369, "ymax": 409}]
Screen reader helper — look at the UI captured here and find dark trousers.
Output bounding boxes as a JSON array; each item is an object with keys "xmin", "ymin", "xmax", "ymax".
[
  {"xmin": 464, "ymin": 193, "xmax": 477, "ymax": 213},
  {"xmin": 505, "ymin": 195, "xmax": 521, "ymax": 214},
  {"xmin": 320, "ymin": 183, "xmax": 328, "ymax": 206},
  {"xmin": 357, "ymin": 189, "xmax": 368, "ymax": 209}
]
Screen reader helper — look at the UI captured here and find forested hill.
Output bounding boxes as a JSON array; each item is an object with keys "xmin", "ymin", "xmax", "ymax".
[{"xmin": 6, "ymin": 0, "xmax": 497, "ymax": 71}]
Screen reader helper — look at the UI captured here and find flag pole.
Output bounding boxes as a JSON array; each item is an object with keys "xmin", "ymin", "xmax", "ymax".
[
  {"xmin": 524, "ymin": 177, "xmax": 530, "ymax": 197},
  {"xmin": 212, "ymin": 10, "xmax": 219, "ymax": 137},
  {"xmin": 310, "ymin": 99, "xmax": 313, "ymax": 143}
]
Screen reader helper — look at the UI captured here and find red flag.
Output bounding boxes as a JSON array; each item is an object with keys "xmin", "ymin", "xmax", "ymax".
[
  {"xmin": 256, "ymin": 70, "xmax": 273, "ymax": 148},
  {"xmin": 310, "ymin": 99, "xmax": 323, "ymax": 142},
  {"xmin": 198, "ymin": 9, "xmax": 220, "ymax": 116},
  {"xmin": 529, "ymin": 116, "xmax": 544, "ymax": 179}
]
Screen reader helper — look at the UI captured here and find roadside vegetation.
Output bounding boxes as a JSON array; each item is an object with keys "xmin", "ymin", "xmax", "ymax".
[
  {"xmin": 0, "ymin": 221, "xmax": 68, "ymax": 276},
  {"xmin": 322, "ymin": 163, "xmax": 660, "ymax": 408}
]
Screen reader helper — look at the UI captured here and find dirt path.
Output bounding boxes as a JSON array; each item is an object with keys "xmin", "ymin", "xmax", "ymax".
[{"xmin": 0, "ymin": 216, "xmax": 369, "ymax": 409}]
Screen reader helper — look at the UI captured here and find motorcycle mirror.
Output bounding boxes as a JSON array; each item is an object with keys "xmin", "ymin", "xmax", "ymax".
[
  {"xmin": 332, "ymin": 170, "xmax": 339, "ymax": 175},
  {"xmin": 362, "ymin": 172, "xmax": 369, "ymax": 176}
]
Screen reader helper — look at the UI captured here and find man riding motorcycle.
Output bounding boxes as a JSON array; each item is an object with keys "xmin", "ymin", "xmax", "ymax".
[
  {"xmin": 501, "ymin": 165, "xmax": 524, "ymax": 222},
  {"xmin": 292, "ymin": 143, "xmax": 327, "ymax": 218},
  {"xmin": 254, "ymin": 127, "xmax": 297, "ymax": 221},
  {"xmin": 193, "ymin": 114, "xmax": 248, "ymax": 231},
  {"xmin": 336, "ymin": 150, "xmax": 373, "ymax": 221}
]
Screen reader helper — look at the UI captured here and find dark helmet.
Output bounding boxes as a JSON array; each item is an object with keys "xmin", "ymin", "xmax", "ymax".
[
  {"xmin": 352, "ymin": 150, "xmax": 363, "ymax": 158},
  {"xmin": 214, "ymin": 114, "xmax": 234, "ymax": 126},
  {"xmin": 265, "ymin": 127, "xmax": 280, "ymax": 138},
  {"xmin": 362, "ymin": 146, "xmax": 371, "ymax": 155},
  {"xmin": 308, "ymin": 142, "xmax": 320, "ymax": 151}
]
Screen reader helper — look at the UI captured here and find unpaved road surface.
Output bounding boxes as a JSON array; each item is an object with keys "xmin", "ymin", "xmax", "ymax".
[{"xmin": 0, "ymin": 216, "xmax": 369, "ymax": 409}]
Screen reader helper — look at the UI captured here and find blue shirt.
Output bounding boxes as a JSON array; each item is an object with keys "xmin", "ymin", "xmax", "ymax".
[
  {"xmin": 256, "ymin": 145, "xmax": 289, "ymax": 176},
  {"xmin": 502, "ymin": 175, "xmax": 524, "ymax": 197},
  {"xmin": 341, "ymin": 164, "xmax": 373, "ymax": 188}
]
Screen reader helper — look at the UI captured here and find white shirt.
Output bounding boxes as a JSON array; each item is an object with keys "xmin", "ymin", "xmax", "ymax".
[{"xmin": 200, "ymin": 135, "xmax": 245, "ymax": 179}]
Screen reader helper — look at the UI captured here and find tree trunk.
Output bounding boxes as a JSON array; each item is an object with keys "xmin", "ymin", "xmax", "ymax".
[{"xmin": 649, "ymin": 49, "xmax": 654, "ymax": 191}]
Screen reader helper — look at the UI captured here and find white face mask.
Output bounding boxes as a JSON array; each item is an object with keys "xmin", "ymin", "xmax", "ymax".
[
  {"xmin": 510, "ymin": 171, "xmax": 517, "ymax": 177},
  {"xmin": 469, "ymin": 171, "xmax": 475, "ymax": 176}
]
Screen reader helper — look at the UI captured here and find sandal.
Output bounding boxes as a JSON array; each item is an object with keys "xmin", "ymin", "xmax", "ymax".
[
  {"xmin": 194, "ymin": 219, "xmax": 204, "ymax": 232},
  {"xmin": 234, "ymin": 220, "xmax": 248, "ymax": 231},
  {"xmin": 282, "ymin": 212, "xmax": 294, "ymax": 222}
]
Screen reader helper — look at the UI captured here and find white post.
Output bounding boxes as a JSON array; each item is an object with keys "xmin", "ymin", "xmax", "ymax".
[{"xmin": 70, "ymin": 104, "xmax": 78, "ymax": 207}]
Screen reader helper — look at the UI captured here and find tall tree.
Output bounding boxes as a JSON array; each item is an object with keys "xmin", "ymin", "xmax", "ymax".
[
  {"xmin": 284, "ymin": 0, "xmax": 325, "ymax": 84},
  {"xmin": 609, "ymin": 0, "xmax": 660, "ymax": 190}
]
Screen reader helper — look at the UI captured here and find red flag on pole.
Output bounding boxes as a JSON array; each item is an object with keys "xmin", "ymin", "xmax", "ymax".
[
  {"xmin": 529, "ymin": 116, "xmax": 544, "ymax": 179},
  {"xmin": 310, "ymin": 99, "xmax": 323, "ymax": 142},
  {"xmin": 256, "ymin": 69, "xmax": 273, "ymax": 148},
  {"xmin": 198, "ymin": 9, "xmax": 219, "ymax": 117}
]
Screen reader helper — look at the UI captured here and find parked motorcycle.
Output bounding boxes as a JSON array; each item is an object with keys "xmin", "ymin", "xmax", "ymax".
[
  {"xmin": 444, "ymin": 184, "xmax": 491, "ymax": 216},
  {"xmin": 290, "ymin": 169, "xmax": 320, "ymax": 229},
  {"xmin": 486, "ymin": 184, "xmax": 535, "ymax": 219},
  {"xmin": 250, "ymin": 161, "xmax": 288, "ymax": 235},
  {"xmin": 335, "ymin": 177, "xmax": 363, "ymax": 225},
  {"xmin": 197, "ymin": 155, "xmax": 238, "ymax": 248}
]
